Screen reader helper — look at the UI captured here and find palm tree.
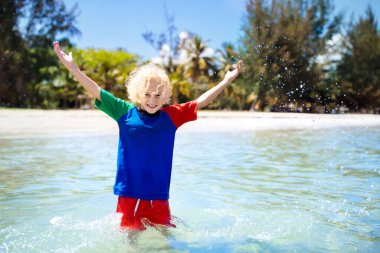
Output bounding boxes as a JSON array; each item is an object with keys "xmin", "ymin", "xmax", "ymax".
[
  {"xmin": 78, "ymin": 48, "xmax": 139, "ymax": 99},
  {"xmin": 217, "ymin": 43, "xmax": 248, "ymax": 110},
  {"xmin": 217, "ymin": 43, "xmax": 239, "ymax": 78},
  {"xmin": 183, "ymin": 35, "xmax": 217, "ymax": 98}
]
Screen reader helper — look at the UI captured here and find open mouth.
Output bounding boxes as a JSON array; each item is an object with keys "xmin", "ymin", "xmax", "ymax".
[{"xmin": 146, "ymin": 104, "xmax": 157, "ymax": 109}]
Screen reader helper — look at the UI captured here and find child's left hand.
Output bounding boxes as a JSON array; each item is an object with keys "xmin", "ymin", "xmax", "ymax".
[{"xmin": 224, "ymin": 60, "xmax": 243, "ymax": 83}]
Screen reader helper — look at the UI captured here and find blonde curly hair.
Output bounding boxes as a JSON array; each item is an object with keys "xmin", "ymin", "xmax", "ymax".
[{"xmin": 126, "ymin": 64, "xmax": 172, "ymax": 105}]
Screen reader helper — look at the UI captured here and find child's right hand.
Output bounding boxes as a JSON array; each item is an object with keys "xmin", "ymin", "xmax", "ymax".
[{"xmin": 53, "ymin": 41, "xmax": 76, "ymax": 70}]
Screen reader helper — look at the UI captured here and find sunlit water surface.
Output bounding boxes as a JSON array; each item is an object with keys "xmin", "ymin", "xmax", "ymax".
[{"xmin": 1, "ymin": 127, "xmax": 379, "ymax": 252}]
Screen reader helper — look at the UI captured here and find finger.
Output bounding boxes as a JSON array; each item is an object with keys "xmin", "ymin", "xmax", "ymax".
[
  {"xmin": 53, "ymin": 42, "xmax": 62, "ymax": 55},
  {"xmin": 53, "ymin": 41, "xmax": 60, "ymax": 50},
  {"xmin": 237, "ymin": 60, "xmax": 243, "ymax": 71}
]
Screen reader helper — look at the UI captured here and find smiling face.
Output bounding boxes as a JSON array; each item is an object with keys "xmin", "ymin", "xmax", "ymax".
[
  {"xmin": 126, "ymin": 64, "xmax": 172, "ymax": 112},
  {"xmin": 139, "ymin": 77, "xmax": 166, "ymax": 114}
]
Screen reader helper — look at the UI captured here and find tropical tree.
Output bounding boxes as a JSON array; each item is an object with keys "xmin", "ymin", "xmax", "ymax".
[
  {"xmin": 33, "ymin": 46, "xmax": 139, "ymax": 109},
  {"xmin": 241, "ymin": 0, "xmax": 342, "ymax": 111},
  {"xmin": 168, "ymin": 71, "xmax": 192, "ymax": 104},
  {"xmin": 34, "ymin": 44, "xmax": 81, "ymax": 108},
  {"xmin": 0, "ymin": 0, "xmax": 26, "ymax": 107},
  {"xmin": 76, "ymin": 48, "xmax": 139, "ymax": 101},
  {"xmin": 182, "ymin": 35, "xmax": 218, "ymax": 98},
  {"xmin": 215, "ymin": 43, "xmax": 248, "ymax": 109},
  {"xmin": 336, "ymin": 6, "xmax": 380, "ymax": 112},
  {"xmin": 217, "ymin": 43, "xmax": 239, "ymax": 79},
  {"xmin": 0, "ymin": 0, "xmax": 80, "ymax": 108},
  {"xmin": 142, "ymin": 9, "xmax": 196, "ymax": 104}
]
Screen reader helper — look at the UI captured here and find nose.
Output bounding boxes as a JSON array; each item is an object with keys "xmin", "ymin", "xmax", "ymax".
[{"xmin": 148, "ymin": 96, "xmax": 158, "ymax": 104}]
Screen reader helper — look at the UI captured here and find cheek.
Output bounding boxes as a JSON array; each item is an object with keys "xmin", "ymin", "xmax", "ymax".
[{"xmin": 158, "ymin": 98, "xmax": 166, "ymax": 105}]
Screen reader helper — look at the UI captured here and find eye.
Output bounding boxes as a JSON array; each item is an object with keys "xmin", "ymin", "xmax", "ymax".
[
  {"xmin": 144, "ymin": 93, "xmax": 150, "ymax": 97},
  {"xmin": 155, "ymin": 94, "xmax": 161, "ymax": 98}
]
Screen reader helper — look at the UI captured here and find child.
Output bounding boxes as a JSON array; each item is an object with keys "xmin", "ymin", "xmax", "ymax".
[{"xmin": 53, "ymin": 41, "xmax": 243, "ymax": 231}]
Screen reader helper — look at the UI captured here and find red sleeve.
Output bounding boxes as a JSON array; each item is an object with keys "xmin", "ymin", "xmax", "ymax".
[{"xmin": 161, "ymin": 100, "xmax": 198, "ymax": 128}]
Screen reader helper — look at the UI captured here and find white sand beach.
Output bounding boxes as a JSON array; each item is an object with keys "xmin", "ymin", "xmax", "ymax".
[{"xmin": 0, "ymin": 109, "xmax": 379, "ymax": 138}]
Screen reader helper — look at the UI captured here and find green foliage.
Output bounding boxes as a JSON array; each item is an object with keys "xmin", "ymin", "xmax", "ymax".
[
  {"xmin": 237, "ymin": 0, "xmax": 379, "ymax": 113},
  {"xmin": 214, "ymin": 43, "xmax": 248, "ymax": 110},
  {"xmin": 75, "ymin": 48, "xmax": 139, "ymax": 100},
  {"xmin": 182, "ymin": 35, "xmax": 218, "ymax": 98},
  {"xmin": 168, "ymin": 71, "xmax": 191, "ymax": 104},
  {"xmin": 33, "ymin": 46, "xmax": 139, "ymax": 109},
  {"xmin": 34, "ymin": 45, "xmax": 84, "ymax": 109},
  {"xmin": 241, "ymin": 0, "xmax": 342, "ymax": 111},
  {"xmin": 337, "ymin": 7, "xmax": 380, "ymax": 112},
  {"xmin": 1, "ymin": 0, "xmax": 29, "ymax": 107},
  {"xmin": 0, "ymin": 0, "xmax": 80, "ymax": 108},
  {"xmin": 1, "ymin": 0, "xmax": 379, "ymax": 112}
]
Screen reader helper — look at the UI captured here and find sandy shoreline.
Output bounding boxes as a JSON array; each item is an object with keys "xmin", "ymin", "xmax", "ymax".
[{"xmin": 0, "ymin": 109, "xmax": 379, "ymax": 138}]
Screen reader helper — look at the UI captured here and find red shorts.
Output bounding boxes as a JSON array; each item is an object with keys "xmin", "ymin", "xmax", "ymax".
[{"xmin": 116, "ymin": 196, "xmax": 176, "ymax": 230}]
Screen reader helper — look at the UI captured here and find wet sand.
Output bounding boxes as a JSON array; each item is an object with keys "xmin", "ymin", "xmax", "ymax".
[{"xmin": 0, "ymin": 109, "xmax": 379, "ymax": 138}]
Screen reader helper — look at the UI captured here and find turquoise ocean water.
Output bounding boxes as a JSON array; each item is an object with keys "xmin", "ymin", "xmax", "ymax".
[{"xmin": 1, "ymin": 126, "xmax": 379, "ymax": 252}]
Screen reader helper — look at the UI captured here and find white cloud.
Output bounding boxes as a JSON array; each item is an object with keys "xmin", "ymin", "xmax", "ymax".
[
  {"xmin": 315, "ymin": 33, "xmax": 344, "ymax": 67},
  {"xmin": 200, "ymin": 47, "xmax": 215, "ymax": 58}
]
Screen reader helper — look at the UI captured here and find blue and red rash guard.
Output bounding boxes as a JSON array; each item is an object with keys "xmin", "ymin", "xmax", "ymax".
[{"xmin": 95, "ymin": 89, "xmax": 197, "ymax": 200}]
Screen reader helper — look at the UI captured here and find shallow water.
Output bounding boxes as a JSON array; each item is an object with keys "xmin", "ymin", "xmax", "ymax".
[{"xmin": 1, "ymin": 127, "xmax": 379, "ymax": 252}]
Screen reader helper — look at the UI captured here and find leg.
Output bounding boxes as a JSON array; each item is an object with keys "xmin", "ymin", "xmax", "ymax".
[
  {"xmin": 117, "ymin": 196, "xmax": 146, "ymax": 230},
  {"xmin": 148, "ymin": 200, "xmax": 176, "ymax": 228},
  {"xmin": 126, "ymin": 229, "xmax": 140, "ymax": 246},
  {"xmin": 116, "ymin": 196, "xmax": 146, "ymax": 246}
]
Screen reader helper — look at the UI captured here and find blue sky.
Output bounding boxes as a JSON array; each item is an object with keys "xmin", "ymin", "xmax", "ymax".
[{"xmin": 63, "ymin": 0, "xmax": 380, "ymax": 60}]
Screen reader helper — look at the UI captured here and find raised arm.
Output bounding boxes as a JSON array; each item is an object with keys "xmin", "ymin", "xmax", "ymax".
[
  {"xmin": 53, "ymin": 41, "xmax": 101, "ymax": 101},
  {"xmin": 196, "ymin": 60, "xmax": 243, "ymax": 110}
]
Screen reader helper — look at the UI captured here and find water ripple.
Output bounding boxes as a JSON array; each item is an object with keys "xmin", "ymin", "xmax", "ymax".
[{"xmin": 1, "ymin": 128, "xmax": 380, "ymax": 252}]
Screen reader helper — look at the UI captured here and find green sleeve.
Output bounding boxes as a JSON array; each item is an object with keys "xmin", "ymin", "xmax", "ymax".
[{"xmin": 94, "ymin": 89, "xmax": 134, "ymax": 121}]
